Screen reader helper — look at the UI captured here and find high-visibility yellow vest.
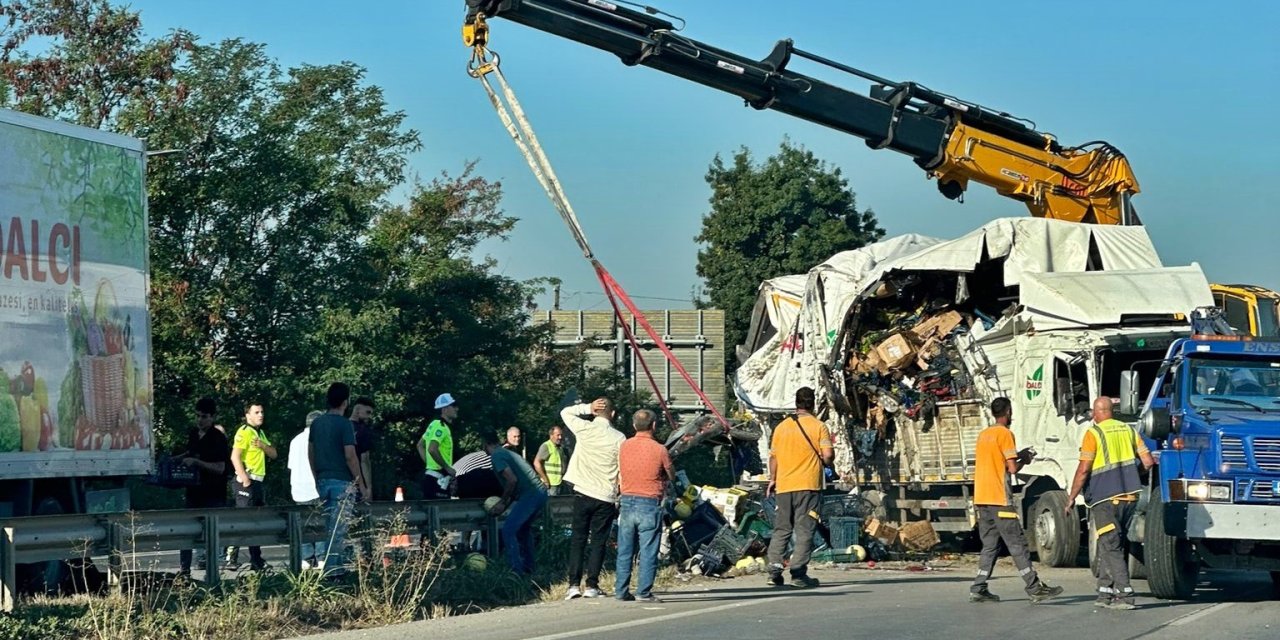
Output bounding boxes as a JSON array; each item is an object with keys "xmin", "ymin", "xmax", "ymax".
[
  {"xmin": 1084, "ymin": 419, "xmax": 1142, "ymax": 506},
  {"xmin": 543, "ymin": 440, "xmax": 563, "ymax": 486}
]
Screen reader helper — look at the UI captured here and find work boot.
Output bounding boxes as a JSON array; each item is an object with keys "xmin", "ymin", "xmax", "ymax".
[
  {"xmin": 1093, "ymin": 594, "xmax": 1112, "ymax": 607},
  {"xmin": 767, "ymin": 572, "xmax": 784, "ymax": 587},
  {"xmin": 1027, "ymin": 581, "xmax": 1064, "ymax": 603},
  {"xmin": 1106, "ymin": 597, "xmax": 1137, "ymax": 610},
  {"xmin": 969, "ymin": 589, "xmax": 1001, "ymax": 603},
  {"xmin": 790, "ymin": 575, "xmax": 820, "ymax": 589}
]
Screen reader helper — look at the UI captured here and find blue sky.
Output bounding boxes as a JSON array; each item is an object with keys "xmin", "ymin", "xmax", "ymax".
[{"xmin": 126, "ymin": 0, "xmax": 1279, "ymax": 309}]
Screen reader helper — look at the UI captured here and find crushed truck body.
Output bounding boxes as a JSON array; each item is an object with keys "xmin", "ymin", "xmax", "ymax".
[{"xmin": 734, "ymin": 217, "xmax": 1213, "ymax": 566}]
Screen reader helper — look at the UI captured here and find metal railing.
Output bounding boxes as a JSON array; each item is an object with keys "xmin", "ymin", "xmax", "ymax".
[{"xmin": 0, "ymin": 495, "xmax": 575, "ymax": 611}]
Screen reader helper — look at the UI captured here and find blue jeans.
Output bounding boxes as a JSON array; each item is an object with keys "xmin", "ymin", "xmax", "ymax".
[
  {"xmin": 502, "ymin": 491, "xmax": 548, "ymax": 574},
  {"xmin": 296, "ymin": 499, "xmax": 322, "ymax": 562},
  {"xmin": 615, "ymin": 495, "xmax": 661, "ymax": 599},
  {"xmin": 317, "ymin": 479, "xmax": 355, "ymax": 573}
]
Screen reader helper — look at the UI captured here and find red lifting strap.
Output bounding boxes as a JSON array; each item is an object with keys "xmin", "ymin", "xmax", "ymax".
[{"xmin": 592, "ymin": 260, "xmax": 731, "ymax": 430}]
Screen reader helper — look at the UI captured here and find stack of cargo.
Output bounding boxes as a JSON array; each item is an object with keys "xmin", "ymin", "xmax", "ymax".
[{"xmin": 843, "ymin": 302, "xmax": 976, "ymax": 445}]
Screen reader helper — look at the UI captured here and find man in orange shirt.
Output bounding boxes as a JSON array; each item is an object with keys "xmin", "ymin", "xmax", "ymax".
[
  {"xmin": 970, "ymin": 397, "xmax": 1062, "ymax": 603},
  {"xmin": 614, "ymin": 409, "xmax": 675, "ymax": 603},
  {"xmin": 765, "ymin": 387, "xmax": 833, "ymax": 588}
]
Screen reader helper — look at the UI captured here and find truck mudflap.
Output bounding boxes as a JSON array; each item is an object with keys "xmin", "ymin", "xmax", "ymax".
[{"xmin": 1185, "ymin": 503, "xmax": 1280, "ymax": 541}]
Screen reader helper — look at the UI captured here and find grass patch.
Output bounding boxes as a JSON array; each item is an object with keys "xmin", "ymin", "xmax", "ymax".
[{"xmin": 4, "ymin": 513, "xmax": 701, "ymax": 639}]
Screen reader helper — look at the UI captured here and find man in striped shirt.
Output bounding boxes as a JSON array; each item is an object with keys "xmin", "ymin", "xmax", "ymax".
[{"xmin": 614, "ymin": 409, "xmax": 675, "ymax": 603}]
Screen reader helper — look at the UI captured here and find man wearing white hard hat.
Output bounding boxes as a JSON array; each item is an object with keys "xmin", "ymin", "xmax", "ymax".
[{"xmin": 417, "ymin": 393, "xmax": 459, "ymax": 499}]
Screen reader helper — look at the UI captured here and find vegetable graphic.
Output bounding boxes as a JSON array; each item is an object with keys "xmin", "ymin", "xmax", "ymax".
[{"xmin": 0, "ymin": 389, "xmax": 18, "ymax": 453}]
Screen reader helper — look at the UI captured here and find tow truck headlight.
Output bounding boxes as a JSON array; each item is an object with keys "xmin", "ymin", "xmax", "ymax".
[{"xmin": 1168, "ymin": 479, "xmax": 1232, "ymax": 503}]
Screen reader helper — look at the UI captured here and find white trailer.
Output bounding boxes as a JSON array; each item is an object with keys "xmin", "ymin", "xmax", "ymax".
[{"xmin": 0, "ymin": 108, "xmax": 153, "ymax": 522}]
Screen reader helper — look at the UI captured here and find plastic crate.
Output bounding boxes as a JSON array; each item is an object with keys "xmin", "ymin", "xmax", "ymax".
[
  {"xmin": 669, "ymin": 500, "xmax": 728, "ymax": 560},
  {"xmin": 821, "ymin": 494, "xmax": 873, "ymax": 519},
  {"xmin": 827, "ymin": 516, "xmax": 863, "ymax": 550}
]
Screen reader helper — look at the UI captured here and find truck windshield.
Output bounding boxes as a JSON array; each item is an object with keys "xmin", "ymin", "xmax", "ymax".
[
  {"xmin": 1259, "ymin": 301, "xmax": 1279, "ymax": 338},
  {"xmin": 1188, "ymin": 357, "xmax": 1280, "ymax": 411}
]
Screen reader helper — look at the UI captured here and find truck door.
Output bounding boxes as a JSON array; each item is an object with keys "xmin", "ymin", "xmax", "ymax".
[{"xmin": 1214, "ymin": 291, "xmax": 1256, "ymax": 336}]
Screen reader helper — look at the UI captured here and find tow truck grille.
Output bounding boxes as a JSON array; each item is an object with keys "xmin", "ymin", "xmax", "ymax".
[
  {"xmin": 1238, "ymin": 479, "xmax": 1280, "ymax": 504},
  {"xmin": 1221, "ymin": 436, "xmax": 1248, "ymax": 470},
  {"xmin": 1253, "ymin": 438, "xmax": 1280, "ymax": 473}
]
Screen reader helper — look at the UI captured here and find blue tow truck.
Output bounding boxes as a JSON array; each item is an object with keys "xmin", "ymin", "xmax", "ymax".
[{"xmin": 1122, "ymin": 311, "xmax": 1280, "ymax": 599}]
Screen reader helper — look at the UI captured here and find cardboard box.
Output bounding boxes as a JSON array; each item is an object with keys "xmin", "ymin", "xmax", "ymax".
[
  {"xmin": 864, "ymin": 348, "xmax": 887, "ymax": 374},
  {"xmin": 699, "ymin": 486, "xmax": 747, "ymax": 526},
  {"xmin": 915, "ymin": 337, "xmax": 942, "ymax": 370},
  {"xmin": 899, "ymin": 520, "xmax": 941, "ymax": 551},
  {"xmin": 864, "ymin": 517, "xmax": 900, "ymax": 546},
  {"xmin": 911, "ymin": 310, "xmax": 963, "ymax": 341},
  {"xmin": 875, "ymin": 333, "xmax": 916, "ymax": 371}
]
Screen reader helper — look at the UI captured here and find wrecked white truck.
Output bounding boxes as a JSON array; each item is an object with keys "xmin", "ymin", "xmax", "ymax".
[{"xmin": 734, "ymin": 218, "xmax": 1213, "ymax": 566}]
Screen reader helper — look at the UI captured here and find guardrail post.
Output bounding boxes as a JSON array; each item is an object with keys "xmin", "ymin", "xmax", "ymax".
[
  {"xmin": 203, "ymin": 514, "xmax": 220, "ymax": 587},
  {"xmin": 106, "ymin": 521, "xmax": 123, "ymax": 594},
  {"xmin": 287, "ymin": 511, "xmax": 302, "ymax": 575},
  {"xmin": 1, "ymin": 527, "xmax": 15, "ymax": 613},
  {"xmin": 425, "ymin": 505, "xmax": 440, "ymax": 546},
  {"xmin": 486, "ymin": 515, "xmax": 500, "ymax": 558}
]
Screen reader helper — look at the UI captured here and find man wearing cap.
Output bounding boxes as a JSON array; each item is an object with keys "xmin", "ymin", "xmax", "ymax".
[{"xmin": 417, "ymin": 393, "xmax": 458, "ymax": 499}]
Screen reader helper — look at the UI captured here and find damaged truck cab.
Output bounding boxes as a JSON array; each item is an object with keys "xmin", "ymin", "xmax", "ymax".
[{"xmin": 1132, "ymin": 333, "xmax": 1280, "ymax": 599}]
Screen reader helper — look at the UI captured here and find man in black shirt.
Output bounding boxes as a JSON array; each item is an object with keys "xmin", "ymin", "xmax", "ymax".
[
  {"xmin": 351, "ymin": 396, "xmax": 376, "ymax": 501},
  {"xmin": 178, "ymin": 397, "xmax": 229, "ymax": 576}
]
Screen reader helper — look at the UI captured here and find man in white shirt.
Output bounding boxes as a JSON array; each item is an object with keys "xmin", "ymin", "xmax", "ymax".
[
  {"xmin": 289, "ymin": 410, "xmax": 323, "ymax": 569},
  {"xmin": 559, "ymin": 397, "xmax": 625, "ymax": 599}
]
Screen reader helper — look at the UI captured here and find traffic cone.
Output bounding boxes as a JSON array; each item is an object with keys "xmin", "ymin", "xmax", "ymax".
[{"xmin": 389, "ymin": 486, "xmax": 411, "ymax": 548}]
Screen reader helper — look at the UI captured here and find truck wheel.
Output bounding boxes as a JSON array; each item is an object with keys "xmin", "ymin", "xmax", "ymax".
[
  {"xmin": 1128, "ymin": 546, "xmax": 1148, "ymax": 580},
  {"xmin": 1145, "ymin": 489, "xmax": 1198, "ymax": 600},
  {"xmin": 1030, "ymin": 490, "xmax": 1080, "ymax": 568},
  {"xmin": 1088, "ymin": 519, "xmax": 1099, "ymax": 574}
]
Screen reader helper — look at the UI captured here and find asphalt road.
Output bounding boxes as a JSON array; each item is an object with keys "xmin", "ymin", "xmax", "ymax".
[{"xmin": 302, "ymin": 561, "xmax": 1278, "ymax": 640}]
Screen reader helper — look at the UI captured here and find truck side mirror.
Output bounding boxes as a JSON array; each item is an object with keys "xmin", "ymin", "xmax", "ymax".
[
  {"xmin": 1119, "ymin": 371, "xmax": 1140, "ymax": 415},
  {"xmin": 1140, "ymin": 406, "xmax": 1172, "ymax": 439}
]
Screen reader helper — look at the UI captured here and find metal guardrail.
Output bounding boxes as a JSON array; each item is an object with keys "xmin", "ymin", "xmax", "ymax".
[{"xmin": 0, "ymin": 495, "xmax": 575, "ymax": 612}]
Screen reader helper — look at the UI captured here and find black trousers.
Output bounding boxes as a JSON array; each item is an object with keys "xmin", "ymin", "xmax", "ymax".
[
  {"xmin": 972, "ymin": 505, "xmax": 1039, "ymax": 594},
  {"xmin": 179, "ymin": 489, "xmax": 225, "ymax": 572},
  {"xmin": 567, "ymin": 492, "xmax": 617, "ymax": 589},
  {"xmin": 227, "ymin": 478, "xmax": 266, "ymax": 567},
  {"xmin": 1091, "ymin": 498, "xmax": 1137, "ymax": 599},
  {"xmin": 421, "ymin": 473, "xmax": 450, "ymax": 500}
]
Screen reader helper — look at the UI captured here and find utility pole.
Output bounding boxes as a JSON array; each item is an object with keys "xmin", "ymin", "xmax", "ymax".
[{"xmin": 553, "ymin": 283, "xmax": 561, "ymax": 310}]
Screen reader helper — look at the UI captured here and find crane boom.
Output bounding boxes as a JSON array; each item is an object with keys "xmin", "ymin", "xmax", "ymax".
[{"xmin": 464, "ymin": 0, "xmax": 1141, "ymax": 224}]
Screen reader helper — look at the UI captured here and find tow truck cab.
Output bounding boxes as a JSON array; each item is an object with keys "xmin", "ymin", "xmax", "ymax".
[{"xmin": 1131, "ymin": 335, "xmax": 1280, "ymax": 598}]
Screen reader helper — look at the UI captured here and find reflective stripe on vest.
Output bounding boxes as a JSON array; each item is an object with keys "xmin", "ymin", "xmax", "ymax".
[
  {"xmin": 1084, "ymin": 419, "xmax": 1142, "ymax": 506},
  {"xmin": 543, "ymin": 440, "xmax": 563, "ymax": 486}
]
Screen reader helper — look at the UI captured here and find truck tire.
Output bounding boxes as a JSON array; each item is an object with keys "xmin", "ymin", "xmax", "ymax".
[
  {"xmin": 1145, "ymin": 489, "xmax": 1198, "ymax": 600},
  {"xmin": 1030, "ymin": 490, "xmax": 1080, "ymax": 568}
]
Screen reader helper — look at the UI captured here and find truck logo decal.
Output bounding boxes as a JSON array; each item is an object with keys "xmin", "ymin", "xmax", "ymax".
[
  {"xmin": 1025, "ymin": 364, "xmax": 1044, "ymax": 400},
  {"xmin": 1001, "ymin": 168, "xmax": 1029, "ymax": 183},
  {"xmin": 1242, "ymin": 342, "xmax": 1280, "ymax": 353}
]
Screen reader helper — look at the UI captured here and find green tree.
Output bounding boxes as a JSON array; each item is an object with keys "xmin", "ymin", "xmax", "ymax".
[
  {"xmin": 695, "ymin": 140, "xmax": 884, "ymax": 368},
  {"xmin": 0, "ymin": 0, "xmax": 650, "ymax": 503}
]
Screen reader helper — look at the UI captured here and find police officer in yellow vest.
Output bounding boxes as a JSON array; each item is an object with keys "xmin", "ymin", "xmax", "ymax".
[
  {"xmin": 534, "ymin": 425, "xmax": 567, "ymax": 496},
  {"xmin": 1065, "ymin": 397, "xmax": 1156, "ymax": 610}
]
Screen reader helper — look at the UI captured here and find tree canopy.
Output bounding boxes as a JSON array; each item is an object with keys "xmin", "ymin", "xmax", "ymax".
[
  {"xmin": 0, "ymin": 0, "xmax": 642, "ymax": 501},
  {"xmin": 695, "ymin": 140, "xmax": 885, "ymax": 368}
]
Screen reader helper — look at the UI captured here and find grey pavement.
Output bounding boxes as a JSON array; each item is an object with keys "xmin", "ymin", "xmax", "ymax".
[{"xmin": 301, "ymin": 562, "xmax": 1278, "ymax": 640}]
